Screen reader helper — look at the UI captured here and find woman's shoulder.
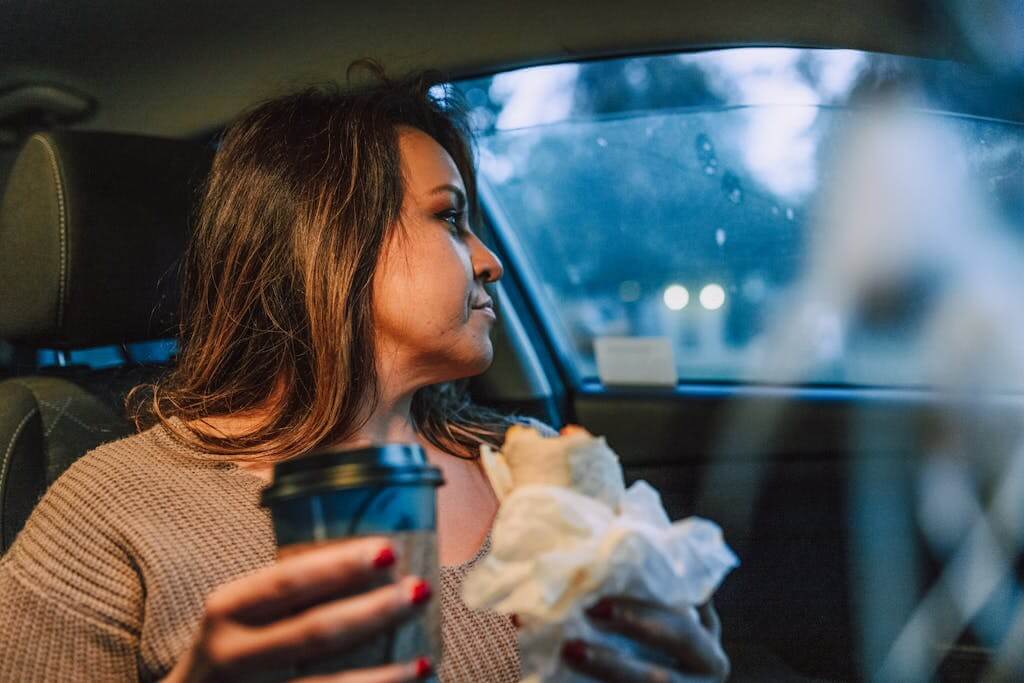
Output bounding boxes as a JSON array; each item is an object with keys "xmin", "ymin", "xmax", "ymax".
[
  {"xmin": 10, "ymin": 422, "xmax": 252, "ymax": 557},
  {"xmin": 23, "ymin": 427, "xmax": 164, "ymax": 523},
  {"xmin": 4, "ymin": 419, "xmax": 269, "ymax": 591},
  {"xmin": 46, "ymin": 422, "xmax": 218, "ymax": 502},
  {"xmin": 0, "ymin": 430, "xmax": 162, "ymax": 629},
  {"xmin": 1, "ymin": 422, "xmax": 274, "ymax": 668},
  {"xmin": 10, "ymin": 428, "xmax": 176, "ymax": 548}
]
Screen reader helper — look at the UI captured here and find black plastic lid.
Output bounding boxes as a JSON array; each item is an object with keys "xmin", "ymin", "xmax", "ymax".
[{"xmin": 262, "ymin": 443, "xmax": 444, "ymax": 504}]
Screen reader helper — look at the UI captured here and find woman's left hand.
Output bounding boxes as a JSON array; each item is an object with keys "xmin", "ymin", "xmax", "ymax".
[{"xmin": 561, "ymin": 597, "xmax": 730, "ymax": 682}]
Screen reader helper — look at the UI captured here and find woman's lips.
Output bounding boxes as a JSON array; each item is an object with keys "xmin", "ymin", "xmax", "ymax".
[
  {"xmin": 473, "ymin": 304, "xmax": 496, "ymax": 320},
  {"xmin": 471, "ymin": 296, "xmax": 496, "ymax": 319}
]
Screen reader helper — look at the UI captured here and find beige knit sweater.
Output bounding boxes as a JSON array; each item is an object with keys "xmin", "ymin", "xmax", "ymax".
[{"xmin": 0, "ymin": 419, "xmax": 551, "ymax": 682}]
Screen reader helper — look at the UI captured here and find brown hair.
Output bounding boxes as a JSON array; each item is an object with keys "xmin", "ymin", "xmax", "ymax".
[{"xmin": 130, "ymin": 67, "xmax": 519, "ymax": 460}]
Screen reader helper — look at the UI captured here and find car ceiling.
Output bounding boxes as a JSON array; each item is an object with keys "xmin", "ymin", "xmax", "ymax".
[{"xmin": 1, "ymin": 0, "xmax": 965, "ymax": 140}]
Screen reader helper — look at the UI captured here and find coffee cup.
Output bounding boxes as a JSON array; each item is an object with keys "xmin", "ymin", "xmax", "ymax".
[{"xmin": 261, "ymin": 444, "xmax": 444, "ymax": 677}]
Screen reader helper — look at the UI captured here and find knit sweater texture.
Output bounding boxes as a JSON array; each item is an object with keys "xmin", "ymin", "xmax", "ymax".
[{"xmin": 0, "ymin": 419, "xmax": 554, "ymax": 681}]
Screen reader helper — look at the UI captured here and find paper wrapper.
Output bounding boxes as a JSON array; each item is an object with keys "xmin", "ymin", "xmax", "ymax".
[{"xmin": 464, "ymin": 428, "xmax": 738, "ymax": 682}]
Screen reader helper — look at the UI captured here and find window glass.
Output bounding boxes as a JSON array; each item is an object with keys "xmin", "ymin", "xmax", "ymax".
[
  {"xmin": 36, "ymin": 339, "xmax": 177, "ymax": 369},
  {"xmin": 456, "ymin": 49, "xmax": 1024, "ymax": 386}
]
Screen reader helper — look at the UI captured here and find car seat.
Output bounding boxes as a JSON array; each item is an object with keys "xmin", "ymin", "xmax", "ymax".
[{"xmin": 0, "ymin": 130, "xmax": 213, "ymax": 552}]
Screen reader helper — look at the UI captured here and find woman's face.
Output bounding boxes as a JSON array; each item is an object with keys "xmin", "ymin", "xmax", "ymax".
[{"xmin": 372, "ymin": 126, "xmax": 504, "ymax": 388}]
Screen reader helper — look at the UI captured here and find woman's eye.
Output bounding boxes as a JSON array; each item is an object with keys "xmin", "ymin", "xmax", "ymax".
[{"xmin": 437, "ymin": 209, "xmax": 465, "ymax": 235}]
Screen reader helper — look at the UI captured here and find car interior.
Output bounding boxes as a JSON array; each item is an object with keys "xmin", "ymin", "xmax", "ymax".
[{"xmin": 2, "ymin": 1, "xmax": 1023, "ymax": 681}]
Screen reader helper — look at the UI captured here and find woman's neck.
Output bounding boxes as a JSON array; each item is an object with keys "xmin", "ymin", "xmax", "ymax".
[
  {"xmin": 192, "ymin": 386, "xmax": 424, "ymax": 478},
  {"xmin": 347, "ymin": 393, "xmax": 418, "ymax": 447}
]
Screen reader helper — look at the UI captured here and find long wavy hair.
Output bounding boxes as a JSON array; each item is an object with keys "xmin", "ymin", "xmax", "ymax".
[{"xmin": 130, "ymin": 66, "xmax": 518, "ymax": 461}]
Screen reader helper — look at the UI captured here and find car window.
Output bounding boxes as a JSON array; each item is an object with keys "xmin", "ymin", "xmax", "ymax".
[
  {"xmin": 456, "ymin": 48, "xmax": 1024, "ymax": 387},
  {"xmin": 36, "ymin": 339, "xmax": 177, "ymax": 368}
]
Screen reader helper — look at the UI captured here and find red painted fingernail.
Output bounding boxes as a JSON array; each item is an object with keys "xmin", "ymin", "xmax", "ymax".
[
  {"xmin": 561, "ymin": 639, "xmax": 588, "ymax": 665},
  {"xmin": 510, "ymin": 613, "xmax": 521, "ymax": 628},
  {"xmin": 586, "ymin": 598, "xmax": 614, "ymax": 620},
  {"xmin": 410, "ymin": 579, "xmax": 432, "ymax": 605},
  {"xmin": 372, "ymin": 546, "xmax": 396, "ymax": 569},
  {"xmin": 415, "ymin": 656, "xmax": 433, "ymax": 678}
]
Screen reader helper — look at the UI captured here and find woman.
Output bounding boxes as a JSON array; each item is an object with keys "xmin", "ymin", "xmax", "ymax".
[{"xmin": 0, "ymin": 70, "xmax": 729, "ymax": 682}]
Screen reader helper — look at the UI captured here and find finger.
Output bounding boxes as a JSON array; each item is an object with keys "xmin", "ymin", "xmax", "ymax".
[
  {"xmin": 206, "ymin": 536, "xmax": 396, "ymax": 622},
  {"xmin": 562, "ymin": 639, "xmax": 712, "ymax": 683},
  {"xmin": 293, "ymin": 656, "xmax": 433, "ymax": 683},
  {"xmin": 231, "ymin": 575, "xmax": 431, "ymax": 669},
  {"xmin": 696, "ymin": 602, "xmax": 721, "ymax": 639},
  {"xmin": 586, "ymin": 598, "xmax": 728, "ymax": 677}
]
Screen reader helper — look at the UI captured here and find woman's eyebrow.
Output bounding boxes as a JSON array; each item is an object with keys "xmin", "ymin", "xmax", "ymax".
[{"xmin": 430, "ymin": 183, "xmax": 466, "ymax": 209}]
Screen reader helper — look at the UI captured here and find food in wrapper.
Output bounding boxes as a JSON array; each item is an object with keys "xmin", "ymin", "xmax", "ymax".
[
  {"xmin": 481, "ymin": 424, "xmax": 626, "ymax": 510},
  {"xmin": 465, "ymin": 424, "xmax": 738, "ymax": 683}
]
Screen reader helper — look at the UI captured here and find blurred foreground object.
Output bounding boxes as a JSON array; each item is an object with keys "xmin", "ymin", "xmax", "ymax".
[
  {"xmin": 710, "ymin": 83, "xmax": 1024, "ymax": 680},
  {"xmin": 810, "ymin": 96, "xmax": 1024, "ymax": 683}
]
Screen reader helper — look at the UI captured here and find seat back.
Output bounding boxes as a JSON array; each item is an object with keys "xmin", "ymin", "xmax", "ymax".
[{"xmin": 0, "ymin": 130, "xmax": 212, "ymax": 553}]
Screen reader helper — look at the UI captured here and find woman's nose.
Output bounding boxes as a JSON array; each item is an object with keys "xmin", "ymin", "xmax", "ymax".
[{"xmin": 470, "ymin": 235, "xmax": 504, "ymax": 283}]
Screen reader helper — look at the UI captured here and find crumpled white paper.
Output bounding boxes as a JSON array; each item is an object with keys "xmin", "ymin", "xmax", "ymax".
[{"xmin": 463, "ymin": 462, "xmax": 739, "ymax": 682}]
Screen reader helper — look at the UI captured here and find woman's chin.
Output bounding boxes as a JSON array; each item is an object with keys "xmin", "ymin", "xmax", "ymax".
[
  {"xmin": 468, "ymin": 350, "xmax": 495, "ymax": 378},
  {"xmin": 446, "ymin": 344, "xmax": 494, "ymax": 381},
  {"xmin": 415, "ymin": 336, "xmax": 494, "ymax": 384}
]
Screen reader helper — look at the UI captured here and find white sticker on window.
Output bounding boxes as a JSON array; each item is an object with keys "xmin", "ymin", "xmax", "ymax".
[{"xmin": 594, "ymin": 336, "xmax": 678, "ymax": 387}]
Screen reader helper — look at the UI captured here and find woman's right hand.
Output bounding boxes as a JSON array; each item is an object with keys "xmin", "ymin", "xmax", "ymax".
[{"xmin": 162, "ymin": 537, "xmax": 433, "ymax": 683}]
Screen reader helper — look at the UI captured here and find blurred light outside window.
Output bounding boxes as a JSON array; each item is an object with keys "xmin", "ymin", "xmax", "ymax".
[{"xmin": 456, "ymin": 48, "xmax": 1024, "ymax": 387}]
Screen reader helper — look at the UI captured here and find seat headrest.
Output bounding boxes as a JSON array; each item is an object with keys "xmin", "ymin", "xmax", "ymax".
[{"xmin": 0, "ymin": 131, "xmax": 213, "ymax": 348}]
